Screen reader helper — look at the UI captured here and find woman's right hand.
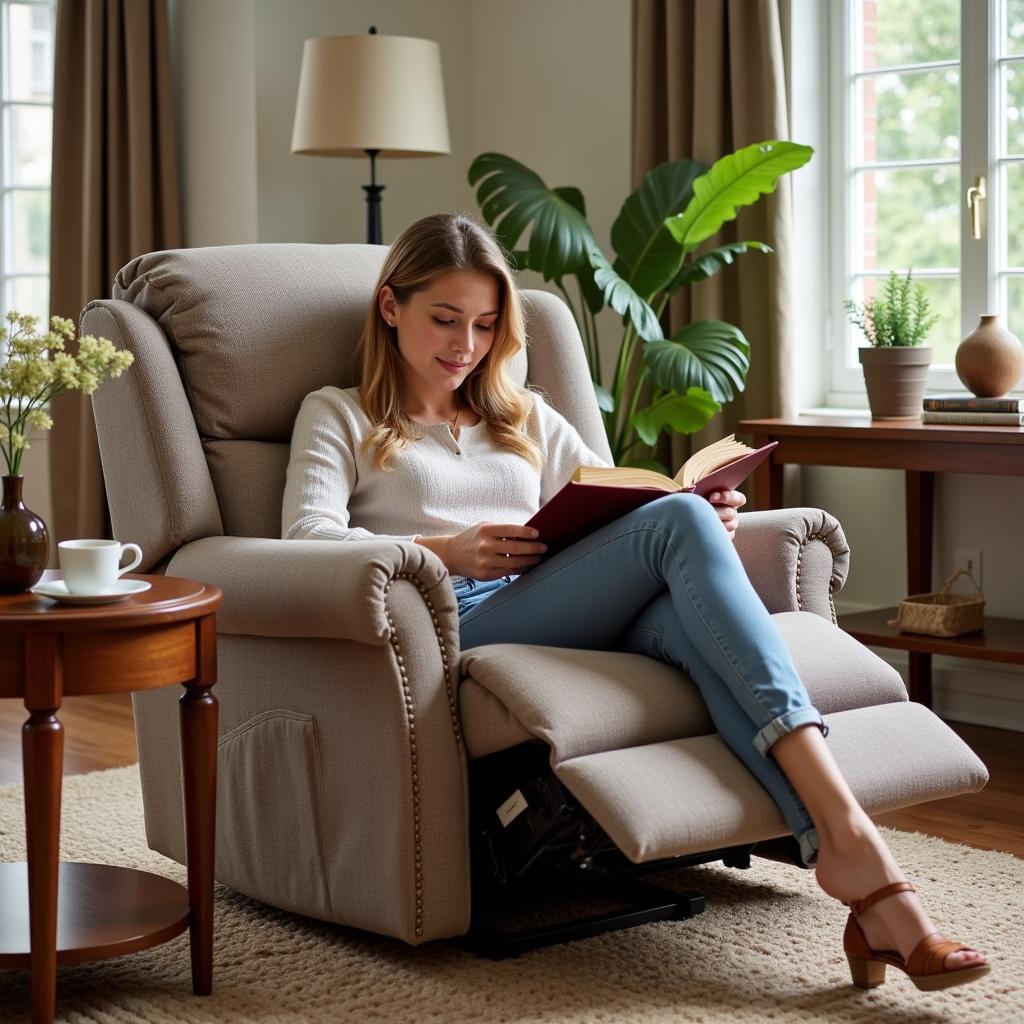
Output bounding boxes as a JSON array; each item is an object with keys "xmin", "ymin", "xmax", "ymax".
[{"xmin": 419, "ymin": 523, "xmax": 547, "ymax": 580}]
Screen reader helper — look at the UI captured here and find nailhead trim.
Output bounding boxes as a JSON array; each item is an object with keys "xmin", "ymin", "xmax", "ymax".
[
  {"xmin": 383, "ymin": 572, "xmax": 463, "ymax": 939},
  {"xmin": 796, "ymin": 532, "xmax": 839, "ymax": 625}
]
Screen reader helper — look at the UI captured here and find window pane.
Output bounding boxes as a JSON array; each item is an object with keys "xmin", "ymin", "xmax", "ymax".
[
  {"xmin": 5, "ymin": 104, "xmax": 52, "ymax": 185},
  {"xmin": 1004, "ymin": 62, "xmax": 1024, "ymax": 155},
  {"xmin": 860, "ymin": 68, "xmax": 959, "ymax": 163},
  {"xmin": 1007, "ymin": 0, "xmax": 1024, "ymax": 57},
  {"xmin": 862, "ymin": 0, "xmax": 959, "ymax": 70},
  {"xmin": 1007, "ymin": 163, "xmax": 1024, "ymax": 267},
  {"xmin": 6, "ymin": 275, "xmax": 49, "ymax": 325},
  {"xmin": 4, "ymin": 190, "xmax": 50, "ymax": 273},
  {"xmin": 6, "ymin": 2, "xmax": 55, "ymax": 101},
  {"xmin": 1007, "ymin": 277, "xmax": 1024, "ymax": 339},
  {"xmin": 858, "ymin": 167, "xmax": 960, "ymax": 270}
]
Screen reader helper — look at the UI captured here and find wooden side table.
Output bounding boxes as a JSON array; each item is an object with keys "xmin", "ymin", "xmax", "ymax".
[
  {"xmin": 739, "ymin": 415, "xmax": 1024, "ymax": 706},
  {"xmin": 0, "ymin": 573, "xmax": 222, "ymax": 1023}
]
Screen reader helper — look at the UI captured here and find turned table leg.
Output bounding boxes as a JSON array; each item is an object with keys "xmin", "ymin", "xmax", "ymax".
[
  {"xmin": 22, "ymin": 633, "xmax": 63, "ymax": 1024},
  {"xmin": 179, "ymin": 613, "xmax": 218, "ymax": 996}
]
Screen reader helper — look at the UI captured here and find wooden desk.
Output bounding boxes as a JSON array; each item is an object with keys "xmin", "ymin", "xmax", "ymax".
[
  {"xmin": 0, "ymin": 574, "xmax": 222, "ymax": 1023},
  {"xmin": 739, "ymin": 415, "xmax": 1024, "ymax": 707}
]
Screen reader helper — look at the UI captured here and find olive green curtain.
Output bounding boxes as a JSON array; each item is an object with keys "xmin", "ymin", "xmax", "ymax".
[
  {"xmin": 631, "ymin": 0, "xmax": 796, "ymax": 491},
  {"xmin": 48, "ymin": 0, "xmax": 182, "ymax": 545}
]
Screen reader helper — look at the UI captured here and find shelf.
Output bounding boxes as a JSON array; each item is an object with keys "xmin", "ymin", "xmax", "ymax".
[
  {"xmin": 0, "ymin": 862, "xmax": 189, "ymax": 967},
  {"xmin": 839, "ymin": 608, "xmax": 1024, "ymax": 665}
]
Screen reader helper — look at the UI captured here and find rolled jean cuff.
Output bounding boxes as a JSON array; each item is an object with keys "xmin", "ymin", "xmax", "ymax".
[
  {"xmin": 753, "ymin": 706, "xmax": 828, "ymax": 757},
  {"xmin": 798, "ymin": 826, "xmax": 821, "ymax": 867}
]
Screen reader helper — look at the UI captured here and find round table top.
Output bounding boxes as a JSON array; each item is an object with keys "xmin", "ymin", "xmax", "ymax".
[{"xmin": 0, "ymin": 573, "xmax": 222, "ymax": 633}]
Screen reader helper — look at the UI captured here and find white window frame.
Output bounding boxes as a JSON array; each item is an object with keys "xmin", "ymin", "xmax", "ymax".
[
  {"xmin": 827, "ymin": 0, "xmax": 1020, "ymax": 400},
  {"xmin": 0, "ymin": 0, "xmax": 55, "ymax": 330}
]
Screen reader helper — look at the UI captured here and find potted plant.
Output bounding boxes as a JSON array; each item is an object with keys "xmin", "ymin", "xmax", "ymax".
[
  {"xmin": 844, "ymin": 269, "xmax": 937, "ymax": 419},
  {"xmin": 0, "ymin": 312, "xmax": 133, "ymax": 592},
  {"xmin": 468, "ymin": 140, "xmax": 813, "ymax": 469}
]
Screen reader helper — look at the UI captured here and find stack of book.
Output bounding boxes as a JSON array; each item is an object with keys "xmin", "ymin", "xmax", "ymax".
[{"xmin": 921, "ymin": 394, "xmax": 1024, "ymax": 425}]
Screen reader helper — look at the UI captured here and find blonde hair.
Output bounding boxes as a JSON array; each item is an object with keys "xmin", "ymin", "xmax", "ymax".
[{"xmin": 358, "ymin": 212, "xmax": 541, "ymax": 471}]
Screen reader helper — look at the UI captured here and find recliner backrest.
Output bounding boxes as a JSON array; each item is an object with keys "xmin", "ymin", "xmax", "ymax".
[{"xmin": 90, "ymin": 242, "xmax": 610, "ymax": 558}]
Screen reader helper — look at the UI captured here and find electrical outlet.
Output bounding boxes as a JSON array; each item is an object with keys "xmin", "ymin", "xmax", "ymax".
[{"xmin": 954, "ymin": 548, "xmax": 983, "ymax": 588}]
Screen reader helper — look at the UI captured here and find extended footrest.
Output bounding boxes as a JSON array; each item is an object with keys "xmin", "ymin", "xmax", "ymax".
[{"xmin": 464, "ymin": 876, "xmax": 705, "ymax": 959}]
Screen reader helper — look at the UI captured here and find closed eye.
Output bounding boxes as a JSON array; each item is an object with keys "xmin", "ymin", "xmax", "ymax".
[{"xmin": 432, "ymin": 316, "xmax": 495, "ymax": 331}]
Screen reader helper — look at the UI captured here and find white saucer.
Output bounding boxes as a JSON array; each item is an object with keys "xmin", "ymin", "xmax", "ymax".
[{"xmin": 31, "ymin": 578, "xmax": 152, "ymax": 605}]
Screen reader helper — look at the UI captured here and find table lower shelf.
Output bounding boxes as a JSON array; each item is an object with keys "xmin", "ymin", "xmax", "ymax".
[
  {"xmin": 839, "ymin": 608, "xmax": 1024, "ymax": 664},
  {"xmin": 0, "ymin": 862, "xmax": 190, "ymax": 967}
]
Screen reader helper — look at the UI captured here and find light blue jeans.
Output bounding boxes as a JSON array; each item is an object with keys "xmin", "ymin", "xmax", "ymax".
[{"xmin": 457, "ymin": 492, "xmax": 826, "ymax": 866}]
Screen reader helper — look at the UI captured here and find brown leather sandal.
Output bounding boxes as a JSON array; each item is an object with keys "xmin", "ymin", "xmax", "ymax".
[{"xmin": 843, "ymin": 881, "xmax": 991, "ymax": 991}]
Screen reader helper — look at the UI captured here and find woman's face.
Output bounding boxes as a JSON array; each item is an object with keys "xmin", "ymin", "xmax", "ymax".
[{"xmin": 380, "ymin": 269, "xmax": 500, "ymax": 399}]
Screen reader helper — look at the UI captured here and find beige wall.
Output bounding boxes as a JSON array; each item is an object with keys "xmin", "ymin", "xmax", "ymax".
[{"xmin": 168, "ymin": 0, "xmax": 259, "ymax": 246}]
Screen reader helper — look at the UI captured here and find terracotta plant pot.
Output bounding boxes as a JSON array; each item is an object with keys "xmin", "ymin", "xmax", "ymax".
[
  {"xmin": 858, "ymin": 346, "xmax": 933, "ymax": 420},
  {"xmin": 0, "ymin": 475, "xmax": 49, "ymax": 593},
  {"xmin": 955, "ymin": 314, "xmax": 1024, "ymax": 398}
]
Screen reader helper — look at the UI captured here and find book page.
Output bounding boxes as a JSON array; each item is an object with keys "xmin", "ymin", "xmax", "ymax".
[
  {"xmin": 572, "ymin": 465, "xmax": 679, "ymax": 491},
  {"xmin": 673, "ymin": 434, "xmax": 757, "ymax": 489}
]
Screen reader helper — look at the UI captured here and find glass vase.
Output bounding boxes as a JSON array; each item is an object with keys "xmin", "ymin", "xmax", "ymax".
[{"xmin": 0, "ymin": 475, "xmax": 49, "ymax": 594}]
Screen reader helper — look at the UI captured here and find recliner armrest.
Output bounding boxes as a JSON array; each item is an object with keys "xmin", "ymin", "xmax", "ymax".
[
  {"xmin": 733, "ymin": 508, "xmax": 850, "ymax": 620},
  {"xmin": 167, "ymin": 536, "xmax": 455, "ymax": 644}
]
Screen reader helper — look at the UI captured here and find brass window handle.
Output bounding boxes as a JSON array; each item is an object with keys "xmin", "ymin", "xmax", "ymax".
[{"xmin": 966, "ymin": 176, "xmax": 986, "ymax": 240}]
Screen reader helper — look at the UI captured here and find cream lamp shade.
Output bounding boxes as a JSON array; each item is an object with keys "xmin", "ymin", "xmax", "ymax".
[{"xmin": 291, "ymin": 33, "xmax": 450, "ymax": 157}]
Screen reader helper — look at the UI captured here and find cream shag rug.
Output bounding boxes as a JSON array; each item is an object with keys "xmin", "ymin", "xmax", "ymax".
[{"xmin": 0, "ymin": 765, "xmax": 1020, "ymax": 1024}]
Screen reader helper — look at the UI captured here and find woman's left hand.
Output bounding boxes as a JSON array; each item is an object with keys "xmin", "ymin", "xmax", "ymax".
[{"xmin": 708, "ymin": 489, "xmax": 746, "ymax": 540}]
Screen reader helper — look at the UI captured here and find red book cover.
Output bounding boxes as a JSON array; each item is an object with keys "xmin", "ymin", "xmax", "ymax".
[{"xmin": 526, "ymin": 441, "xmax": 778, "ymax": 557}]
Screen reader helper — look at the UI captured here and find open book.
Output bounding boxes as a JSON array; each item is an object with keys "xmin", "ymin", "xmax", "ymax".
[{"xmin": 526, "ymin": 435, "xmax": 778, "ymax": 557}]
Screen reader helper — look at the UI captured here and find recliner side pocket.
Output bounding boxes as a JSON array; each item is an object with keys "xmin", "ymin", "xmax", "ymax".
[{"xmin": 215, "ymin": 708, "xmax": 330, "ymax": 914}]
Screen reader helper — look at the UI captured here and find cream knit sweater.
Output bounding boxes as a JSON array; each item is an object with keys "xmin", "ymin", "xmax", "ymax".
[{"xmin": 281, "ymin": 386, "xmax": 610, "ymax": 545}]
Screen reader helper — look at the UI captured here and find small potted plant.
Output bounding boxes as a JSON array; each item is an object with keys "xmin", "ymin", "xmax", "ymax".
[
  {"xmin": 0, "ymin": 312, "xmax": 133, "ymax": 592},
  {"xmin": 844, "ymin": 269, "xmax": 937, "ymax": 419}
]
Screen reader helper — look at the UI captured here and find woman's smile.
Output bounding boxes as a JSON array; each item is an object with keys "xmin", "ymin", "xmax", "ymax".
[{"xmin": 437, "ymin": 356, "xmax": 470, "ymax": 374}]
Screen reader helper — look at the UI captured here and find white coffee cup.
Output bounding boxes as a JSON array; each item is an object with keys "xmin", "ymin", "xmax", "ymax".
[{"xmin": 58, "ymin": 539, "xmax": 144, "ymax": 595}]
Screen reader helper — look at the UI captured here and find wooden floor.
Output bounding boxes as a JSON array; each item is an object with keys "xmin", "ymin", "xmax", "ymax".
[{"xmin": 0, "ymin": 696, "xmax": 1020, "ymax": 858}]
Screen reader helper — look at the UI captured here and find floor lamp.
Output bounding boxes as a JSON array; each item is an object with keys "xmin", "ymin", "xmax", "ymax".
[{"xmin": 290, "ymin": 28, "xmax": 451, "ymax": 244}]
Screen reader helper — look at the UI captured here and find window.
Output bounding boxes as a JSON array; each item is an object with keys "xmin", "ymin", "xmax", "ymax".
[
  {"xmin": 1, "ymin": 0, "xmax": 55, "ymax": 327},
  {"xmin": 831, "ymin": 0, "xmax": 1024, "ymax": 394}
]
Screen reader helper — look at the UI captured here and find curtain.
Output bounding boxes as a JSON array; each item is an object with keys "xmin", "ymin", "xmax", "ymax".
[
  {"xmin": 48, "ymin": 0, "xmax": 182, "ymax": 545},
  {"xmin": 631, "ymin": 0, "xmax": 796, "ymax": 494}
]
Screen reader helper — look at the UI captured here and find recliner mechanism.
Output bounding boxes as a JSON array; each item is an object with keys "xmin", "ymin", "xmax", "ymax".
[{"xmin": 463, "ymin": 742, "xmax": 755, "ymax": 958}]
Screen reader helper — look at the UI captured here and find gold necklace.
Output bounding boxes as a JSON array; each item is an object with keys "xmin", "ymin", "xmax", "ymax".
[{"xmin": 448, "ymin": 405, "xmax": 461, "ymax": 441}]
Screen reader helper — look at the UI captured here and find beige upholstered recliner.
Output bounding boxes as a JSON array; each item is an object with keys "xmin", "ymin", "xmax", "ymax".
[{"xmin": 85, "ymin": 244, "xmax": 987, "ymax": 947}]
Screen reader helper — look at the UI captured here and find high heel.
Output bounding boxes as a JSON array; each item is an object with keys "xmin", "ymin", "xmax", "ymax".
[{"xmin": 842, "ymin": 881, "xmax": 990, "ymax": 992}]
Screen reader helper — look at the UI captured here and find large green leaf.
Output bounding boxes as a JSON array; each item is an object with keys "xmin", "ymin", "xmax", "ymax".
[
  {"xmin": 666, "ymin": 140, "xmax": 813, "ymax": 250},
  {"xmin": 588, "ymin": 247, "xmax": 663, "ymax": 342},
  {"xmin": 642, "ymin": 320, "xmax": 751, "ymax": 403},
  {"xmin": 553, "ymin": 186, "xmax": 604, "ymax": 314},
  {"xmin": 666, "ymin": 241, "xmax": 772, "ymax": 291},
  {"xmin": 609, "ymin": 159, "xmax": 707, "ymax": 300},
  {"xmin": 468, "ymin": 153, "xmax": 596, "ymax": 281},
  {"xmin": 631, "ymin": 388, "xmax": 721, "ymax": 446}
]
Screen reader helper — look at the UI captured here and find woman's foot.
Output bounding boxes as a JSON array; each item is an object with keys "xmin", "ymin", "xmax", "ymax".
[{"xmin": 813, "ymin": 810, "xmax": 987, "ymax": 972}]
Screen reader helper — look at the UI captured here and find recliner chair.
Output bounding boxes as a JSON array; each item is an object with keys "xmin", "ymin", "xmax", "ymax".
[{"xmin": 84, "ymin": 243, "xmax": 988, "ymax": 946}]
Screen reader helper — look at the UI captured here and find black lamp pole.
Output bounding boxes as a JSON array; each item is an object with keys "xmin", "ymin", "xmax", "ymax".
[
  {"xmin": 362, "ymin": 26, "xmax": 385, "ymax": 244},
  {"xmin": 363, "ymin": 148, "xmax": 384, "ymax": 244}
]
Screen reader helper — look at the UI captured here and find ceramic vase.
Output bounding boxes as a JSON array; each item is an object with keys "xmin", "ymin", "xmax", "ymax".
[
  {"xmin": 858, "ymin": 346, "xmax": 933, "ymax": 419},
  {"xmin": 0, "ymin": 475, "xmax": 49, "ymax": 593},
  {"xmin": 955, "ymin": 315, "xmax": 1024, "ymax": 398}
]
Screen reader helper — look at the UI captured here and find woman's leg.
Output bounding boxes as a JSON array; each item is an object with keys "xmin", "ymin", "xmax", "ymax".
[
  {"xmin": 461, "ymin": 492, "xmax": 825, "ymax": 854},
  {"xmin": 772, "ymin": 725, "xmax": 986, "ymax": 970},
  {"xmin": 614, "ymin": 590, "xmax": 820, "ymax": 864}
]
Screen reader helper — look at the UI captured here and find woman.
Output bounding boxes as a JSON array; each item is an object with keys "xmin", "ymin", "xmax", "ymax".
[{"xmin": 282, "ymin": 212, "xmax": 989, "ymax": 991}]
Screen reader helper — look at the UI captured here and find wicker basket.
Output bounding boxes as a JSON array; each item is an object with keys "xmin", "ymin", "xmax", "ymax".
[{"xmin": 887, "ymin": 569, "xmax": 985, "ymax": 638}]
